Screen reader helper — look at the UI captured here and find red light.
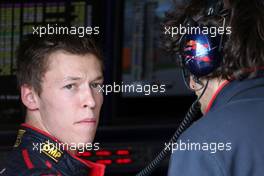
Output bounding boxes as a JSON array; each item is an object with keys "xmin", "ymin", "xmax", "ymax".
[
  {"xmin": 116, "ymin": 158, "xmax": 132, "ymax": 164},
  {"xmin": 116, "ymin": 150, "xmax": 130, "ymax": 155},
  {"xmin": 96, "ymin": 150, "xmax": 112, "ymax": 156},
  {"xmin": 96, "ymin": 159, "xmax": 112, "ymax": 165},
  {"xmin": 76, "ymin": 151, "xmax": 92, "ymax": 157}
]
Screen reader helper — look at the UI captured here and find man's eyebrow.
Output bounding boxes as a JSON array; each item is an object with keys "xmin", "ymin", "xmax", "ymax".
[
  {"xmin": 62, "ymin": 75, "xmax": 104, "ymax": 82},
  {"xmin": 93, "ymin": 75, "xmax": 104, "ymax": 81},
  {"xmin": 63, "ymin": 76, "xmax": 82, "ymax": 82}
]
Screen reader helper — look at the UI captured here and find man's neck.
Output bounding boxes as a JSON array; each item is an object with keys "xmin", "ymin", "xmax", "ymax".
[{"xmin": 25, "ymin": 112, "xmax": 77, "ymax": 155}]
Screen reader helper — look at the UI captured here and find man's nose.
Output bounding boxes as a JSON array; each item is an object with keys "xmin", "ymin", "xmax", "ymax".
[{"xmin": 82, "ymin": 88, "xmax": 96, "ymax": 109}]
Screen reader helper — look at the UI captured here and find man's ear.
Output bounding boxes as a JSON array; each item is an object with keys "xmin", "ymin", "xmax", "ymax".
[{"xmin": 21, "ymin": 84, "xmax": 39, "ymax": 110}]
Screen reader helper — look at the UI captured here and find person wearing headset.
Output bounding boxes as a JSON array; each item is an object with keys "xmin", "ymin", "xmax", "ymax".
[
  {"xmin": 165, "ymin": 0, "xmax": 264, "ymax": 175},
  {"xmin": 1, "ymin": 34, "xmax": 105, "ymax": 176}
]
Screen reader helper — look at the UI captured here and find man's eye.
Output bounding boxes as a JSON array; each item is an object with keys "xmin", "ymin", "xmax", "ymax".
[
  {"xmin": 64, "ymin": 84, "xmax": 76, "ymax": 90},
  {"xmin": 90, "ymin": 83, "xmax": 102, "ymax": 89}
]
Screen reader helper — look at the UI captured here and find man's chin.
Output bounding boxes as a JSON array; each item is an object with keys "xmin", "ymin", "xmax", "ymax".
[{"xmin": 74, "ymin": 137, "xmax": 95, "ymax": 146}]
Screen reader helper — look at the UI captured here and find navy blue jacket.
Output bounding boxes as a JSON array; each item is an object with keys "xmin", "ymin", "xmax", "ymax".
[
  {"xmin": 168, "ymin": 75, "xmax": 264, "ymax": 176},
  {"xmin": 2, "ymin": 124, "xmax": 105, "ymax": 176}
]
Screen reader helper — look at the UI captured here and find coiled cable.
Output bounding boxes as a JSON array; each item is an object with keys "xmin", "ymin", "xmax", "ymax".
[{"xmin": 135, "ymin": 80, "xmax": 209, "ymax": 176}]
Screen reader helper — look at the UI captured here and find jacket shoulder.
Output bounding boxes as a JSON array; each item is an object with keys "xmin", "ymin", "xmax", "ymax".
[{"xmin": 3, "ymin": 148, "xmax": 58, "ymax": 176}]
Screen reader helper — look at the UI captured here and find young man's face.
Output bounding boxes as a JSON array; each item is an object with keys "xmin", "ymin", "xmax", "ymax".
[{"xmin": 36, "ymin": 51, "xmax": 103, "ymax": 146}]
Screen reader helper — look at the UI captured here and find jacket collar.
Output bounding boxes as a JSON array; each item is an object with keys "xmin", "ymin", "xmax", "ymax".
[
  {"xmin": 205, "ymin": 74, "xmax": 264, "ymax": 113},
  {"xmin": 18, "ymin": 123, "xmax": 105, "ymax": 176}
]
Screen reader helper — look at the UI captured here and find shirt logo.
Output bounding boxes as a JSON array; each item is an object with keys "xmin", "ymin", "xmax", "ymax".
[
  {"xmin": 40, "ymin": 141, "xmax": 63, "ymax": 162},
  {"xmin": 14, "ymin": 129, "xmax": 26, "ymax": 147}
]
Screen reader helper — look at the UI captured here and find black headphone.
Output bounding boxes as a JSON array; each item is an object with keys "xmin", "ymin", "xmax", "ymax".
[{"xmin": 179, "ymin": 0, "xmax": 228, "ymax": 78}]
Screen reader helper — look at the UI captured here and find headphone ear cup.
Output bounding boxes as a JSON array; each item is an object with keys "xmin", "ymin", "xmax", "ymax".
[{"xmin": 181, "ymin": 33, "xmax": 222, "ymax": 77}]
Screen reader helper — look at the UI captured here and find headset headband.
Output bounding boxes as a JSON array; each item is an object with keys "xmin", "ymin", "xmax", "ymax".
[{"xmin": 179, "ymin": 1, "xmax": 228, "ymax": 78}]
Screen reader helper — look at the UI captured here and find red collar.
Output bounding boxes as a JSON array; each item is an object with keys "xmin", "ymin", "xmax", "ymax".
[
  {"xmin": 21, "ymin": 123, "xmax": 105, "ymax": 176},
  {"xmin": 205, "ymin": 80, "xmax": 230, "ymax": 114}
]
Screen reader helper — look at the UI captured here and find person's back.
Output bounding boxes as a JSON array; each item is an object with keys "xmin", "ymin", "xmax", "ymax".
[
  {"xmin": 166, "ymin": 0, "xmax": 264, "ymax": 175},
  {"xmin": 168, "ymin": 75, "xmax": 264, "ymax": 175}
]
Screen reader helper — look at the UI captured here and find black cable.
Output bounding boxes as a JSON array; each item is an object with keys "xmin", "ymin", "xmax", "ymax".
[{"xmin": 135, "ymin": 81, "xmax": 209, "ymax": 176}]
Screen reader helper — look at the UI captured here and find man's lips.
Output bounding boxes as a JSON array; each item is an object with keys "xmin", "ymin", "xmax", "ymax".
[{"xmin": 74, "ymin": 118, "xmax": 97, "ymax": 124}]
